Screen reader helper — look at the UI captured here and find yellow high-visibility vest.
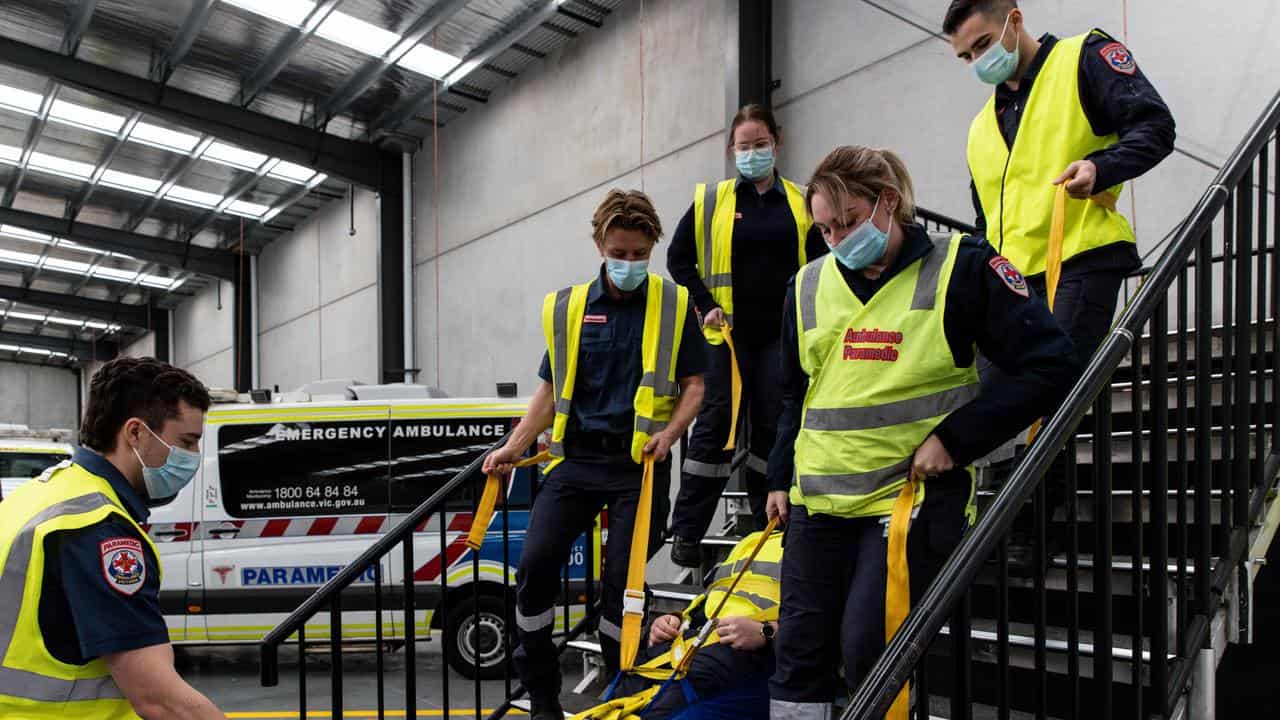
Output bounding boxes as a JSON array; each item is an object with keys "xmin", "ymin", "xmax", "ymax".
[
  {"xmin": 791, "ymin": 233, "xmax": 979, "ymax": 519},
  {"xmin": 0, "ymin": 462, "xmax": 160, "ymax": 719},
  {"xmin": 693, "ymin": 177, "xmax": 813, "ymax": 344},
  {"xmin": 542, "ymin": 274, "xmax": 690, "ymax": 474},
  {"xmin": 967, "ymin": 32, "xmax": 1136, "ymax": 277}
]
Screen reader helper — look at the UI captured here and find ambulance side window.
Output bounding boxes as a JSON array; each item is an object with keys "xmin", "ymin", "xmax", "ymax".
[
  {"xmin": 388, "ymin": 418, "xmax": 525, "ymax": 512},
  {"xmin": 217, "ymin": 421, "xmax": 391, "ymax": 518}
]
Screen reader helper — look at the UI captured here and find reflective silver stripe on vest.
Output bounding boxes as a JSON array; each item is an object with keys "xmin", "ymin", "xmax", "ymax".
[
  {"xmin": 803, "ymin": 384, "xmax": 979, "ymax": 432},
  {"xmin": 551, "ymin": 287, "xmax": 573, "ymax": 416},
  {"xmin": 703, "ymin": 272, "xmax": 733, "ymax": 290},
  {"xmin": 0, "ymin": 492, "xmax": 126, "ymax": 702},
  {"xmin": 728, "ymin": 589, "xmax": 778, "ymax": 610},
  {"xmin": 701, "ymin": 183, "xmax": 718, "ymax": 284},
  {"xmin": 635, "ymin": 279, "xmax": 681, "ymax": 436},
  {"xmin": 798, "ymin": 259, "xmax": 824, "ymax": 333},
  {"xmin": 911, "ymin": 233, "xmax": 953, "ymax": 311},
  {"xmin": 555, "ymin": 398, "xmax": 572, "ymax": 416},
  {"xmin": 797, "ymin": 457, "xmax": 913, "ymax": 498},
  {"xmin": 708, "ymin": 559, "xmax": 782, "ymax": 585},
  {"xmin": 683, "ymin": 458, "xmax": 730, "ymax": 478},
  {"xmin": 549, "ymin": 441, "xmax": 565, "ymax": 457}
]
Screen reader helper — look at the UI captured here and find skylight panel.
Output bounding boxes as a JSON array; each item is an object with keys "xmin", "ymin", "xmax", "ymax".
[
  {"xmin": 203, "ymin": 142, "xmax": 269, "ymax": 170},
  {"xmin": 268, "ymin": 161, "xmax": 316, "ymax": 184},
  {"xmin": 226, "ymin": 200, "xmax": 270, "ymax": 218},
  {"xmin": 43, "ymin": 316, "xmax": 86, "ymax": 328},
  {"xmin": 0, "ymin": 248, "xmax": 40, "ymax": 266},
  {"xmin": 0, "ymin": 85, "xmax": 45, "ymax": 116},
  {"xmin": 92, "ymin": 267, "xmax": 140, "ymax": 283},
  {"xmin": 6, "ymin": 311, "xmax": 47, "ymax": 323},
  {"xmin": 397, "ymin": 44, "xmax": 463, "ymax": 80},
  {"xmin": 0, "ymin": 344, "xmax": 19, "ymax": 353},
  {"xmin": 140, "ymin": 273, "xmax": 184, "ymax": 290},
  {"xmin": 0, "ymin": 225, "xmax": 52, "ymax": 244},
  {"xmin": 165, "ymin": 185, "xmax": 224, "ymax": 209},
  {"xmin": 49, "ymin": 100, "xmax": 125, "ymax": 134},
  {"xmin": 131, "ymin": 122, "xmax": 200, "ymax": 153},
  {"xmin": 0, "ymin": 144, "xmax": 21, "ymax": 164},
  {"xmin": 43, "ymin": 256, "xmax": 91, "ymax": 274},
  {"xmin": 220, "ymin": 0, "xmax": 315, "ymax": 27},
  {"xmin": 316, "ymin": 12, "xmax": 399, "ymax": 57},
  {"xmin": 100, "ymin": 169, "xmax": 163, "ymax": 195},
  {"xmin": 28, "ymin": 152, "xmax": 94, "ymax": 181}
]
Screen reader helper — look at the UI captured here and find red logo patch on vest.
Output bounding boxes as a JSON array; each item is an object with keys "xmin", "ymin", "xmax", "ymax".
[
  {"xmin": 583, "ymin": 314, "xmax": 608, "ymax": 324},
  {"xmin": 989, "ymin": 256, "xmax": 1030, "ymax": 298},
  {"xmin": 1099, "ymin": 42, "xmax": 1136, "ymax": 75},
  {"xmin": 100, "ymin": 537, "xmax": 146, "ymax": 596}
]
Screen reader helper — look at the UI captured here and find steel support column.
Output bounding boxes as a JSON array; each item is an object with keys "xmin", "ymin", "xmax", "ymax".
[
  {"xmin": 378, "ymin": 151, "xmax": 405, "ymax": 384},
  {"xmin": 737, "ymin": 0, "xmax": 773, "ymax": 108},
  {"xmin": 149, "ymin": 302, "xmax": 170, "ymax": 363},
  {"xmin": 232, "ymin": 251, "xmax": 253, "ymax": 392}
]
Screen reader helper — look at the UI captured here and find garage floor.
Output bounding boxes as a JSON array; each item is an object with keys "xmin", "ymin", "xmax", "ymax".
[{"xmin": 181, "ymin": 642, "xmax": 585, "ymax": 718}]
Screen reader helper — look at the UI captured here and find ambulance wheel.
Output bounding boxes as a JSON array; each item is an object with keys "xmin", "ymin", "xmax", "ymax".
[{"xmin": 445, "ymin": 594, "xmax": 512, "ymax": 680}]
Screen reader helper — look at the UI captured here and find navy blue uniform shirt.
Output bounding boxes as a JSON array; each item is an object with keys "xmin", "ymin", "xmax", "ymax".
[
  {"xmin": 539, "ymin": 266, "xmax": 706, "ymax": 439},
  {"xmin": 668, "ymin": 174, "xmax": 829, "ymax": 349},
  {"xmin": 767, "ymin": 225, "xmax": 1081, "ymax": 492},
  {"xmin": 969, "ymin": 31, "xmax": 1176, "ymax": 275},
  {"xmin": 38, "ymin": 448, "xmax": 169, "ymax": 663}
]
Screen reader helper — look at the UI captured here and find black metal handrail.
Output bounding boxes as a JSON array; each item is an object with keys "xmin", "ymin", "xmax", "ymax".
[
  {"xmin": 259, "ymin": 428, "xmax": 604, "ymax": 720},
  {"xmin": 845, "ymin": 89, "xmax": 1280, "ymax": 718}
]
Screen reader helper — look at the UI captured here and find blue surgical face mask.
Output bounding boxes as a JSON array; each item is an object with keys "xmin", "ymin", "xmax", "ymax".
[
  {"xmin": 831, "ymin": 195, "xmax": 890, "ymax": 271},
  {"xmin": 132, "ymin": 423, "xmax": 201, "ymax": 501},
  {"xmin": 735, "ymin": 146, "xmax": 776, "ymax": 181},
  {"xmin": 606, "ymin": 258, "xmax": 649, "ymax": 292},
  {"xmin": 973, "ymin": 12, "xmax": 1020, "ymax": 85}
]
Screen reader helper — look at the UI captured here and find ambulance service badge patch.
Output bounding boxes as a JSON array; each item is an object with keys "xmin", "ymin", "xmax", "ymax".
[
  {"xmin": 101, "ymin": 537, "xmax": 146, "ymax": 595},
  {"xmin": 1099, "ymin": 42, "xmax": 1136, "ymax": 75},
  {"xmin": 989, "ymin": 256, "xmax": 1030, "ymax": 298}
]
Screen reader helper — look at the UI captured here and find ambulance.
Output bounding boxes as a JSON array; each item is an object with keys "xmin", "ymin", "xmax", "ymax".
[
  {"xmin": 145, "ymin": 380, "xmax": 598, "ymax": 679},
  {"xmin": 0, "ymin": 424, "xmax": 74, "ymax": 500}
]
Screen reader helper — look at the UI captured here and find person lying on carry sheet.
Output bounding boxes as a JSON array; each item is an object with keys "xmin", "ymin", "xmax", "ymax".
[{"xmin": 572, "ymin": 528, "xmax": 781, "ymax": 720}]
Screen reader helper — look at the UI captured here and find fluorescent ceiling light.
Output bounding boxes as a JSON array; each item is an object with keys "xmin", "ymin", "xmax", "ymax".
[
  {"xmin": 398, "ymin": 44, "xmax": 463, "ymax": 79},
  {"xmin": 43, "ymin": 256, "xmax": 91, "ymax": 274},
  {"xmin": 92, "ymin": 266, "xmax": 139, "ymax": 283},
  {"xmin": 131, "ymin": 122, "xmax": 200, "ymax": 153},
  {"xmin": 0, "ymin": 144, "xmax": 21, "ymax": 164},
  {"xmin": 165, "ymin": 185, "xmax": 224, "ymax": 209},
  {"xmin": 0, "ymin": 85, "xmax": 45, "ymax": 115},
  {"xmin": 28, "ymin": 152, "xmax": 95, "ymax": 181},
  {"xmin": 316, "ymin": 13, "xmax": 398, "ymax": 57},
  {"xmin": 49, "ymin": 100, "xmax": 125, "ymax": 134},
  {"xmin": 100, "ymin": 169, "xmax": 163, "ymax": 195},
  {"xmin": 0, "ymin": 248, "xmax": 39, "ymax": 266},
  {"xmin": 203, "ymin": 142, "xmax": 268, "ymax": 170}
]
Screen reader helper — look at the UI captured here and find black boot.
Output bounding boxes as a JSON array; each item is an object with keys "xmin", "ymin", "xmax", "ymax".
[{"xmin": 669, "ymin": 536, "xmax": 701, "ymax": 568}]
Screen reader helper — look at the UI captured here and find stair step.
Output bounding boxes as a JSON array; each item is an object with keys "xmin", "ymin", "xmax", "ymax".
[{"xmin": 939, "ymin": 619, "xmax": 1159, "ymax": 666}]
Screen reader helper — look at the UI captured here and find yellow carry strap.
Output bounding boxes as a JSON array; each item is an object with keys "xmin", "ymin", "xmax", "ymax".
[
  {"xmin": 620, "ymin": 455, "xmax": 657, "ymax": 671},
  {"xmin": 466, "ymin": 450, "xmax": 554, "ymax": 551},
  {"xmin": 1026, "ymin": 183, "xmax": 1069, "ymax": 445},
  {"xmin": 722, "ymin": 322, "xmax": 742, "ymax": 451},
  {"xmin": 885, "ymin": 470, "xmax": 920, "ymax": 720}
]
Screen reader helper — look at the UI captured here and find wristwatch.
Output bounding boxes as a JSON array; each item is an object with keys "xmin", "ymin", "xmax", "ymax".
[{"xmin": 760, "ymin": 621, "xmax": 775, "ymax": 643}]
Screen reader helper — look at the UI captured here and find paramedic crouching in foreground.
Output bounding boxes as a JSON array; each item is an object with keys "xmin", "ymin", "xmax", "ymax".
[
  {"xmin": 0, "ymin": 356, "xmax": 226, "ymax": 719},
  {"xmin": 484, "ymin": 189, "xmax": 706, "ymax": 720},
  {"xmin": 764, "ymin": 146, "xmax": 1078, "ymax": 718}
]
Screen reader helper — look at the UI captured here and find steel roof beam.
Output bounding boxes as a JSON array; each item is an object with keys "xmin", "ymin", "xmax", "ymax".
[
  {"xmin": 3, "ymin": 85, "xmax": 58, "ymax": 209},
  {"xmin": 370, "ymin": 0, "xmax": 564, "ymax": 138},
  {"xmin": 0, "ymin": 286, "xmax": 150, "ymax": 328},
  {"xmin": 0, "ymin": 206, "xmax": 237, "ymax": 281},
  {"xmin": 0, "ymin": 329, "xmax": 117, "ymax": 362},
  {"xmin": 62, "ymin": 0, "xmax": 99, "ymax": 56},
  {"xmin": 239, "ymin": 0, "xmax": 345, "ymax": 107},
  {"xmin": 0, "ymin": 36, "xmax": 384, "ymax": 188},
  {"xmin": 154, "ymin": 0, "xmax": 217, "ymax": 84},
  {"xmin": 309, "ymin": 0, "xmax": 471, "ymax": 128}
]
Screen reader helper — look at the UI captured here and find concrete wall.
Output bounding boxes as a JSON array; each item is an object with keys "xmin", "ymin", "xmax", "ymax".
[
  {"xmin": 173, "ymin": 279, "xmax": 235, "ymax": 389},
  {"xmin": 0, "ymin": 361, "xmax": 79, "ymax": 430},
  {"xmin": 413, "ymin": 0, "xmax": 731, "ymax": 398},
  {"xmin": 257, "ymin": 187, "xmax": 379, "ymax": 393}
]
